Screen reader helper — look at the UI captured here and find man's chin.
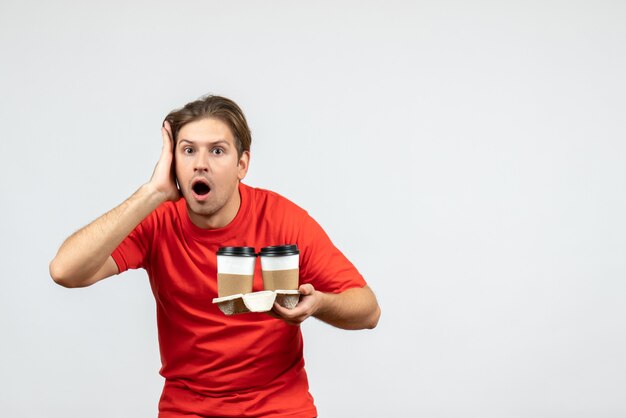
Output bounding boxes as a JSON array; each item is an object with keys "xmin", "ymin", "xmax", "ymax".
[{"xmin": 187, "ymin": 200, "xmax": 215, "ymax": 215}]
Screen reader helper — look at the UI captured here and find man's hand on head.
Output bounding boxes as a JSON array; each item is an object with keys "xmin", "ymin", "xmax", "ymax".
[
  {"xmin": 49, "ymin": 121, "xmax": 184, "ymax": 289},
  {"xmin": 147, "ymin": 120, "xmax": 181, "ymax": 203},
  {"xmin": 269, "ymin": 284, "xmax": 323, "ymax": 326}
]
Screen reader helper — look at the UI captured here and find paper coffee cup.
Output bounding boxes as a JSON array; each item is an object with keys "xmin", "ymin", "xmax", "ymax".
[
  {"xmin": 259, "ymin": 245, "xmax": 300, "ymax": 291},
  {"xmin": 217, "ymin": 246, "xmax": 257, "ymax": 297}
]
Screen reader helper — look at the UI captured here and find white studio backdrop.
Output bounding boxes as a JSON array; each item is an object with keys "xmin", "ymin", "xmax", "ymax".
[{"xmin": 1, "ymin": 1, "xmax": 625, "ymax": 417}]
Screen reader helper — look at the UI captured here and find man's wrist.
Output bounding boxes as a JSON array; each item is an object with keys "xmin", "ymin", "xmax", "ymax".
[
  {"xmin": 141, "ymin": 182, "xmax": 170, "ymax": 206},
  {"xmin": 312, "ymin": 289, "xmax": 330, "ymax": 319}
]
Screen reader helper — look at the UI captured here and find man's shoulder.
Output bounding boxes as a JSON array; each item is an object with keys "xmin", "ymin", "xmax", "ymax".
[{"xmin": 245, "ymin": 184, "xmax": 308, "ymax": 216}]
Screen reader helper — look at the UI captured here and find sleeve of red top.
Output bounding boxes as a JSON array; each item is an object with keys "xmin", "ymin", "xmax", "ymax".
[
  {"xmin": 110, "ymin": 214, "xmax": 152, "ymax": 273},
  {"xmin": 297, "ymin": 211, "xmax": 366, "ymax": 294}
]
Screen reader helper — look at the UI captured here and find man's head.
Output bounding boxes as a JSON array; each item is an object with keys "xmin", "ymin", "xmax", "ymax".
[
  {"xmin": 164, "ymin": 95, "xmax": 251, "ymax": 229},
  {"xmin": 165, "ymin": 95, "xmax": 252, "ymax": 158}
]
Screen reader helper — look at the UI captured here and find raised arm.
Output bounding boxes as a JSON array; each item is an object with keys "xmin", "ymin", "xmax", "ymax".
[
  {"xmin": 271, "ymin": 284, "xmax": 381, "ymax": 330},
  {"xmin": 49, "ymin": 122, "xmax": 180, "ymax": 288}
]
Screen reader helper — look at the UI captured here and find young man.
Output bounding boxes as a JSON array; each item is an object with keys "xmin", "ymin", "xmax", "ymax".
[{"xmin": 50, "ymin": 95, "xmax": 381, "ymax": 417}]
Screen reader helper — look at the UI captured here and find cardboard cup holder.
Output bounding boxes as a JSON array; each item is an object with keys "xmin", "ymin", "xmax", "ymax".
[
  {"xmin": 212, "ymin": 290, "xmax": 300, "ymax": 316},
  {"xmin": 214, "ymin": 245, "xmax": 301, "ymax": 316}
]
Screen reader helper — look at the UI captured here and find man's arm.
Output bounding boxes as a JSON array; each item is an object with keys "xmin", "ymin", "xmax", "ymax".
[
  {"xmin": 271, "ymin": 284, "xmax": 381, "ymax": 330},
  {"xmin": 49, "ymin": 122, "xmax": 179, "ymax": 288}
]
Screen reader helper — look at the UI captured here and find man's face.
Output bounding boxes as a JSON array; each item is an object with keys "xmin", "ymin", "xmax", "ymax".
[{"xmin": 175, "ymin": 117, "xmax": 249, "ymax": 229}]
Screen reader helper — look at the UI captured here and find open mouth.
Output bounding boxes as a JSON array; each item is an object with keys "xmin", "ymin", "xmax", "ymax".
[{"xmin": 191, "ymin": 178, "xmax": 211, "ymax": 197}]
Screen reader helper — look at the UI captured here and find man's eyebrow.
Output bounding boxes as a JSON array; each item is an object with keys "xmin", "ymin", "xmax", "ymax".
[{"xmin": 178, "ymin": 139, "xmax": 231, "ymax": 146}]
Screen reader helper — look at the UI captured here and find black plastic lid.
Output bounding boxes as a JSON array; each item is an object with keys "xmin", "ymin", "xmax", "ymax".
[
  {"xmin": 217, "ymin": 246, "xmax": 257, "ymax": 257},
  {"xmin": 259, "ymin": 244, "xmax": 299, "ymax": 257}
]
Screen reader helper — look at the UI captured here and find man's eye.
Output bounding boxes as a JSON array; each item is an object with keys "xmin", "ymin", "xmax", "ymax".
[{"xmin": 212, "ymin": 148, "xmax": 224, "ymax": 155}]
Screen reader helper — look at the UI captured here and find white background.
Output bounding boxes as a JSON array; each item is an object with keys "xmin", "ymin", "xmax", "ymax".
[{"xmin": 1, "ymin": 1, "xmax": 625, "ymax": 417}]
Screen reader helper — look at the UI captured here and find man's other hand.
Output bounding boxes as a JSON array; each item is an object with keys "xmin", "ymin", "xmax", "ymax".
[
  {"xmin": 270, "ymin": 284, "xmax": 322, "ymax": 326},
  {"xmin": 268, "ymin": 284, "xmax": 381, "ymax": 330}
]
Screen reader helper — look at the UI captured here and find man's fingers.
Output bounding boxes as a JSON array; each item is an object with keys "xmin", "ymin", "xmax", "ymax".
[
  {"xmin": 272, "ymin": 301, "xmax": 311, "ymax": 325},
  {"xmin": 148, "ymin": 121, "xmax": 180, "ymax": 201},
  {"xmin": 163, "ymin": 120, "xmax": 173, "ymax": 136},
  {"xmin": 158, "ymin": 121, "xmax": 176, "ymax": 166},
  {"xmin": 270, "ymin": 286, "xmax": 319, "ymax": 325},
  {"xmin": 273, "ymin": 302, "xmax": 291, "ymax": 316},
  {"xmin": 161, "ymin": 120, "xmax": 175, "ymax": 152},
  {"xmin": 271, "ymin": 303, "xmax": 299, "ymax": 323},
  {"xmin": 298, "ymin": 283, "xmax": 314, "ymax": 295},
  {"xmin": 161, "ymin": 126, "xmax": 173, "ymax": 149}
]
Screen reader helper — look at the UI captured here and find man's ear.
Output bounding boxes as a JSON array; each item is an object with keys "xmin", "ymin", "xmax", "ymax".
[{"xmin": 238, "ymin": 150, "xmax": 250, "ymax": 180}]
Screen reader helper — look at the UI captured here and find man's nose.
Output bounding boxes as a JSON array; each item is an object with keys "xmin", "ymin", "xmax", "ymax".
[{"xmin": 193, "ymin": 151, "xmax": 210, "ymax": 172}]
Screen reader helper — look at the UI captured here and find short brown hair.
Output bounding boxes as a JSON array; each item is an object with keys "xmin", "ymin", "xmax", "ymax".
[{"xmin": 164, "ymin": 94, "xmax": 251, "ymax": 157}]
